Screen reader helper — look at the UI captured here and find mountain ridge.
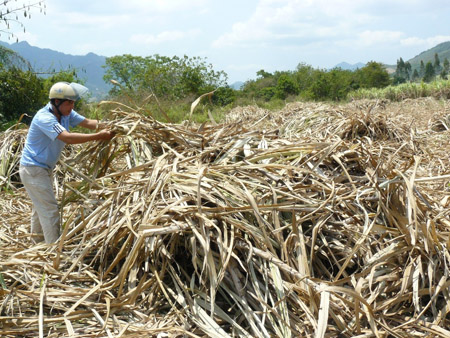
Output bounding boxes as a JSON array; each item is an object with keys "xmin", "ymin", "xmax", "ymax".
[
  {"xmin": 0, "ymin": 41, "xmax": 110, "ymax": 98},
  {"xmin": 407, "ymin": 41, "xmax": 450, "ymax": 69}
]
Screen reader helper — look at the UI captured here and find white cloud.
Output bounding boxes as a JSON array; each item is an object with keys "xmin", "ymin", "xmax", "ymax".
[
  {"xmin": 212, "ymin": 0, "xmax": 372, "ymax": 49},
  {"xmin": 212, "ymin": 0, "xmax": 450, "ymax": 51},
  {"xmin": 357, "ymin": 30, "xmax": 405, "ymax": 47},
  {"xmin": 401, "ymin": 35, "xmax": 450, "ymax": 48},
  {"xmin": 130, "ymin": 29, "xmax": 201, "ymax": 45}
]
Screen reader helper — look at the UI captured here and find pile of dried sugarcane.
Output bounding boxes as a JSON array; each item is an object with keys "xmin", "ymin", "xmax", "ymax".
[{"xmin": 1, "ymin": 98, "xmax": 450, "ymax": 337}]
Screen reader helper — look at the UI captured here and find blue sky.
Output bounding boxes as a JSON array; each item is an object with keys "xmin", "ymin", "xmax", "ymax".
[{"xmin": 2, "ymin": 0, "xmax": 450, "ymax": 83}]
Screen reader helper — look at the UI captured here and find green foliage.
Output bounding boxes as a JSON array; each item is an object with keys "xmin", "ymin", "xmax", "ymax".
[
  {"xmin": 293, "ymin": 63, "xmax": 316, "ymax": 92},
  {"xmin": 256, "ymin": 69, "xmax": 273, "ymax": 79},
  {"xmin": 275, "ymin": 74, "xmax": 299, "ymax": 99},
  {"xmin": 241, "ymin": 75, "xmax": 277, "ymax": 101},
  {"xmin": 393, "ymin": 57, "xmax": 411, "ymax": 84},
  {"xmin": 420, "ymin": 61, "xmax": 425, "ymax": 77},
  {"xmin": 308, "ymin": 68, "xmax": 356, "ymax": 101},
  {"xmin": 0, "ymin": 67, "xmax": 81, "ymax": 126},
  {"xmin": 0, "ymin": 67, "xmax": 45, "ymax": 123},
  {"xmin": 211, "ymin": 86, "xmax": 236, "ymax": 107},
  {"xmin": 349, "ymin": 79, "xmax": 450, "ymax": 101},
  {"xmin": 423, "ymin": 62, "xmax": 435, "ymax": 82},
  {"xmin": 440, "ymin": 58, "xmax": 449, "ymax": 80},
  {"xmin": 444, "ymin": 58, "xmax": 450, "ymax": 73},
  {"xmin": 434, "ymin": 53, "xmax": 441, "ymax": 73},
  {"xmin": 103, "ymin": 54, "xmax": 227, "ymax": 101},
  {"xmin": 241, "ymin": 63, "xmax": 368, "ymax": 103},
  {"xmin": 354, "ymin": 61, "xmax": 390, "ymax": 89},
  {"xmin": 309, "ymin": 71, "xmax": 330, "ymax": 100},
  {"xmin": 260, "ymin": 87, "xmax": 277, "ymax": 101}
]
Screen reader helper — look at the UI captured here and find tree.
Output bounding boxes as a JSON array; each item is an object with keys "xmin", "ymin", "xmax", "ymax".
[
  {"xmin": 241, "ymin": 75, "xmax": 277, "ymax": 101},
  {"xmin": 394, "ymin": 58, "xmax": 406, "ymax": 84},
  {"xmin": 444, "ymin": 58, "xmax": 450, "ymax": 72},
  {"xmin": 419, "ymin": 60, "xmax": 425, "ymax": 78},
  {"xmin": 294, "ymin": 63, "xmax": 316, "ymax": 92},
  {"xmin": 441, "ymin": 58, "xmax": 449, "ymax": 79},
  {"xmin": 0, "ymin": 1, "xmax": 46, "ymax": 42},
  {"xmin": 423, "ymin": 62, "xmax": 435, "ymax": 82},
  {"xmin": 275, "ymin": 73, "xmax": 299, "ymax": 99},
  {"xmin": 307, "ymin": 71, "xmax": 330, "ymax": 100},
  {"xmin": 103, "ymin": 54, "xmax": 227, "ymax": 100},
  {"xmin": 211, "ymin": 86, "xmax": 236, "ymax": 106},
  {"xmin": 434, "ymin": 53, "xmax": 441, "ymax": 74},
  {"xmin": 256, "ymin": 69, "xmax": 272, "ymax": 79},
  {"xmin": 0, "ymin": 67, "xmax": 78, "ymax": 125},
  {"xmin": 355, "ymin": 61, "xmax": 390, "ymax": 89},
  {"xmin": 0, "ymin": 67, "xmax": 44, "ymax": 123},
  {"xmin": 405, "ymin": 62, "xmax": 412, "ymax": 81}
]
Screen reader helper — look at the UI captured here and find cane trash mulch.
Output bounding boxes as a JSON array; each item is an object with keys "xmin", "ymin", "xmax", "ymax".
[{"xmin": 1, "ymin": 98, "xmax": 450, "ymax": 337}]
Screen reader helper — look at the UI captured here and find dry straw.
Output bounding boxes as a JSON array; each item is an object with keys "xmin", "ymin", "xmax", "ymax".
[{"xmin": 1, "ymin": 97, "xmax": 450, "ymax": 337}]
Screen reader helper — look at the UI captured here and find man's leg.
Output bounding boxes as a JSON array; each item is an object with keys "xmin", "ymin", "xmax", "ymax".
[
  {"xmin": 30, "ymin": 207, "xmax": 45, "ymax": 243},
  {"xmin": 19, "ymin": 166, "xmax": 61, "ymax": 243}
]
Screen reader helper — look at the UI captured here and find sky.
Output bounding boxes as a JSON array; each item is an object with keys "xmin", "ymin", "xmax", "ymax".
[{"xmin": 2, "ymin": 0, "xmax": 450, "ymax": 83}]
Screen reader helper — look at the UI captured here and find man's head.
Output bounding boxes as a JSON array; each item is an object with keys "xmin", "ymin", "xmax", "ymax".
[{"xmin": 49, "ymin": 82, "xmax": 89, "ymax": 116}]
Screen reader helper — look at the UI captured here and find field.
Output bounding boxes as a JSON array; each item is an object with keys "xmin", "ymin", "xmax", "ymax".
[{"xmin": 1, "ymin": 97, "xmax": 450, "ymax": 337}]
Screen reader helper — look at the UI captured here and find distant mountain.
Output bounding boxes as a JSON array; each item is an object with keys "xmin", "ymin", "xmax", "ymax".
[
  {"xmin": 0, "ymin": 41, "xmax": 110, "ymax": 99},
  {"xmin": 230, "ymin": 81, "xmax": 244, "ymax": 90},
  {"xmin": 407, "ymin": 41, "xmax": 450, "ymax": 68},
  {"xmin": 333, "ymin": 62, "xmax": 366, "ymax": 71}
]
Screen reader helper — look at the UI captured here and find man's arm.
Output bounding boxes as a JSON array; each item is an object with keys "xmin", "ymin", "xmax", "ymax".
[
  {"xmin": 57, "ymin": 129, "xmax": 115, "ymax": 144},
  {"xmin": 78, "ymin": 118, "xmax": 101, "ymax": 130}
]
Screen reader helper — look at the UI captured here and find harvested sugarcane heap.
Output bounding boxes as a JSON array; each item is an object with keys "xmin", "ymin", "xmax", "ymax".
[{"xmin": 1, "ymin": 98, "xmax": 450, "ymax": 337}]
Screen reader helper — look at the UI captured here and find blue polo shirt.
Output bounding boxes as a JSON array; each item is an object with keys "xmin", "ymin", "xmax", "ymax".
[{"xmin": 20, "ymin": 103, "xmax": 85, "ymax": 169}]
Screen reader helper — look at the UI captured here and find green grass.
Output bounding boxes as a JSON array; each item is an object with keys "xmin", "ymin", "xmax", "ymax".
[{"xmin": 348, "ymin": 79, "xmax": 450, "ymax": 101}]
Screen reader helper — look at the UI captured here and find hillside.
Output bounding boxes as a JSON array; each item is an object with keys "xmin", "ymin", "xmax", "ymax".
[
  {"xmin": 0, "ymin": 41, "xmax": 111, "ymax": 99},
  {"xmin": 407, "ymin": 41, "xmax": 450, "ymax": 68}
]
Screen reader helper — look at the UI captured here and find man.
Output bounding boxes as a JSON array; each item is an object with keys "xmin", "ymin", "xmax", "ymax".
[{"xmin": 19, "ymin": 82, "xmax": 115, "ymax": 244}]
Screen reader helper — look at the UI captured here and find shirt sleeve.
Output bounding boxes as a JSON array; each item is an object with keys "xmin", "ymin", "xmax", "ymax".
[
  {"xmin": 69, "ymin": 110, "xmax": 86, "ymax": 128},
  {"xmin": 35, "ymin": 113, "xmax": 67, "ymax": 141}
]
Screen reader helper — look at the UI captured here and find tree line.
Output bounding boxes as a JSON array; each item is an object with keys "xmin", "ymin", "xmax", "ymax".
[
  {"xmin": 394, "ymin": 53, "xmax": 449, "ymax": 84},
  {"xmin": 238, "ymin": 61, "xmax": 391, "ymax": 103}
]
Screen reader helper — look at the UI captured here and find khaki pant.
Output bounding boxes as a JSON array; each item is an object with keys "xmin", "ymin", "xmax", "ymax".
[{"xmin": 19, "ymin": 165, "xmax": 60, "ymax": 243}]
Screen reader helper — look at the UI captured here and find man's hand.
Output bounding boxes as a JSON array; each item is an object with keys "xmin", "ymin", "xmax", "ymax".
[
  {"xmin": 96, "ymin": 122, "xmax": 109, "ymax": 130},
  {"xmin": 97, "ymin": 129, "xmax": 116, "ymax": 140}
]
